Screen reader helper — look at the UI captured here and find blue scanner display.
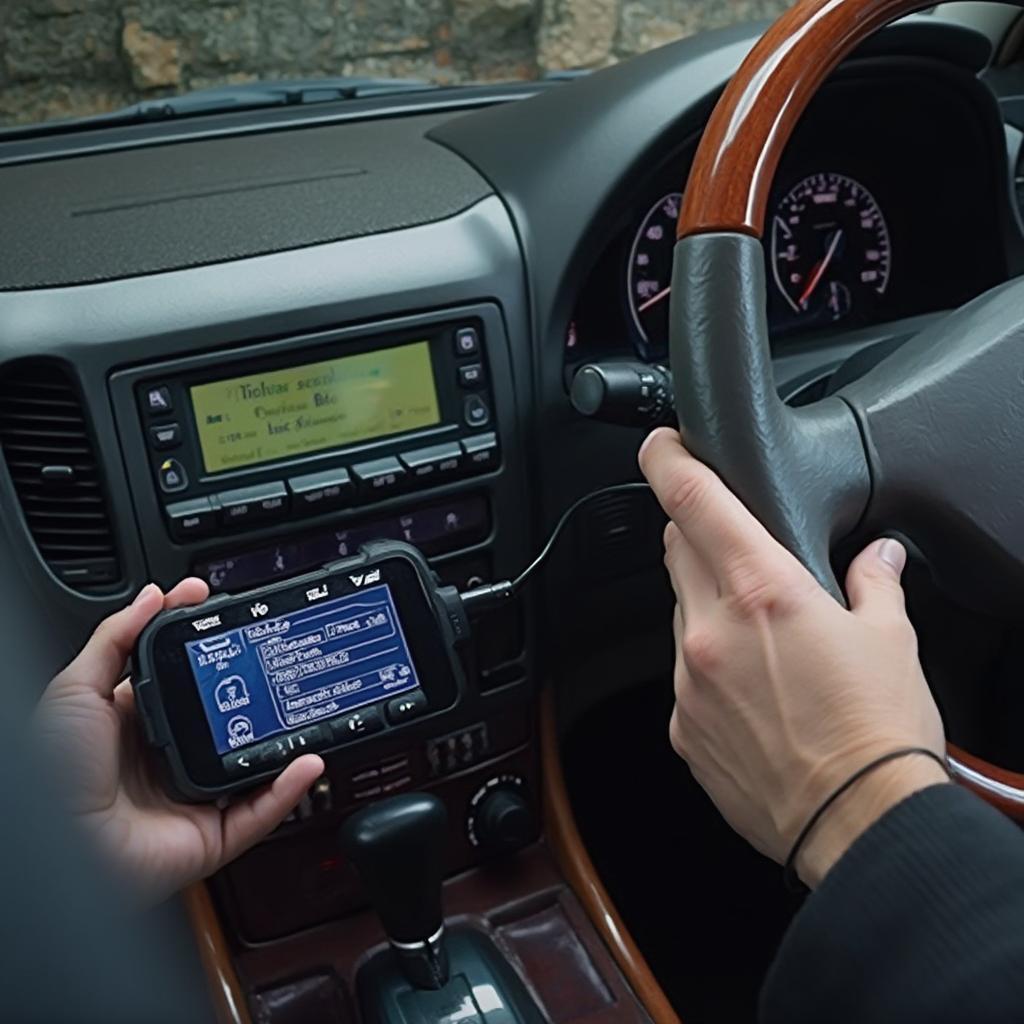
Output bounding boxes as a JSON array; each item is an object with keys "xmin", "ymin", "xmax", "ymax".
[{"xmin": 185, "ymin": 583, "xmax": 422, "ymax": 755}]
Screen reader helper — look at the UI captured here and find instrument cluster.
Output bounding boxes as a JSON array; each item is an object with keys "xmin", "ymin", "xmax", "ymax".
[{"xmin": 569, "ymin": 71, "xmax": 1009, "ymax": 365}]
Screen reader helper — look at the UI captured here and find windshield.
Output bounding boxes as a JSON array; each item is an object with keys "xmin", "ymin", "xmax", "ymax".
[{"xmin": 0, "ymin": 0, "xmax": 791, "ymax": 130}]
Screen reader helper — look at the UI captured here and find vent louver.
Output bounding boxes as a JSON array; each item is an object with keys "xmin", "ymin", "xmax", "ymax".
[{"xmin": 0, "ymin": 359, "xmax": 122, "ymax": 592}]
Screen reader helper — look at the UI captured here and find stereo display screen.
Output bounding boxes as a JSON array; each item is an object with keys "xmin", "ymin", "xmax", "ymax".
[{"xmin": 189, "ymin": 341, "xmax": 440, "ymax": 473}]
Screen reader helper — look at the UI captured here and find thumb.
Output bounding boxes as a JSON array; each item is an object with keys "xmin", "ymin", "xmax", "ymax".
[
  {"xmin": 49, "ymin": 583, "xmax": 165, "ymax": 699},
  {"xmin": 220, "ymin": 755, "xmax": 325, "ymax": 866},
  {"xmin": 846, "ymin": 538, "xmax": 908, "ymax": 624}
]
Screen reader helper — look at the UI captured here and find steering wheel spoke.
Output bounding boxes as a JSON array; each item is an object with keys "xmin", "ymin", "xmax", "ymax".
[
  {"xmin": 838, "ymin": 277, "xmax": 1024, "ymax": 616},
  {"xmin": 671, "ymin": 231, "xmax": 870, "ymax": 600}
]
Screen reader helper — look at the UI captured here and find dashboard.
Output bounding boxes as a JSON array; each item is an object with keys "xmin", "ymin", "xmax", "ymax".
[
  {"xmin": 0, "ymin": 11, "xmax": 1021, "ymax": 1010},
  {"xmin": 569, "ymin": 64, "xmax": 1009, "ymax": 366}
]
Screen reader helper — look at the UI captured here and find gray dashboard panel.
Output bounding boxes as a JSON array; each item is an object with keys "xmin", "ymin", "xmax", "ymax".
[
  {"xmin": 0, "ymin": 113, "xmax": 491, "ymax": 289},
  {"xmin": 0, "ymin": 13, "xmax": 1007, "ymax": 687},
  {"xmin": 0, "ymin": 195, "xmax": 531, "ymax": 673}
]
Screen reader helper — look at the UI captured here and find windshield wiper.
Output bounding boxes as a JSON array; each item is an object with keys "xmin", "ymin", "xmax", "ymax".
[{"xmin": 0, "ymin": 77, "xmax": 441, "ymax": 140}]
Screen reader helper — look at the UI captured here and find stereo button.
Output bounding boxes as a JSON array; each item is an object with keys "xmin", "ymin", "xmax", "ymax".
[
  {"xmin": 217, "ymin": 482, "xmax": 289, "ymax": 527},
  {"xmin": 462, "ymin": 432, "xmax": 499, "ymax": 472},
  {"xmin": 458, "ymin": 363, "xmax": 486, "ymax": 389},
  {"xmin": 145, "ymin": 385, "xmax": 173, "ymax": 415},
  {"xmin": 165, "ymin": 496, "xmax": 215, "ymax": 540},
  {"xmin": 454, "ymin": 326, "xmax": 480, "ymax": 357},
  {"xmin": 463, "ymin": 395, "xmax": 491, "ymax": 429},
  {"xmin": 289, "ymin": 468, "xmax": 353, "ymax": 514},
  {"xmin": 352, "ymin": 457, "xmax": 406, "ymax": 498},
  {"xmin": 158, "ymin": 458, "xmax": 189, "ymax": 494},
  {"xmin": 149, "ymin": 422, "xmax": 181, "ymax": 450},
  {"xmin": 400, "ymin": 442, "xmax": 463, "ymax": 483}
]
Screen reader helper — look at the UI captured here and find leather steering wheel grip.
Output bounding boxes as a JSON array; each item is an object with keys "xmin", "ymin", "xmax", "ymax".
[
  {"xmin": 668, "ymin": 0, "xmax": 957, "ymax": 599},
  {"xmin": 669, "ymin": 0, "xmax": 1024, "ymax": 817},
  {"xmin": 669, "ymin": 232, "xmax": 869, "ymax": 600}
]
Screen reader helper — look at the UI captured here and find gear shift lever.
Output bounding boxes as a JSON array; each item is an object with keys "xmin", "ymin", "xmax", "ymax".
[{"xmin": 339, "ymin": 793, "xmax": 450, "ymax": 990}]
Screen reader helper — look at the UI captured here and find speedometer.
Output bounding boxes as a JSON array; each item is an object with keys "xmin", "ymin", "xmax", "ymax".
[
  {"xmin": 627, "ymin": 191, "xmax": 682, "ymax": 359},
  {"xmin": 770, "ymin": 172, "xmax": 891, "ymax": 326}
]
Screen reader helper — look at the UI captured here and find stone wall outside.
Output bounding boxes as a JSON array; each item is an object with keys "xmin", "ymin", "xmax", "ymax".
[{"xmin": 0, "ymin": 0, "xmax": 792, "ymax": 126}]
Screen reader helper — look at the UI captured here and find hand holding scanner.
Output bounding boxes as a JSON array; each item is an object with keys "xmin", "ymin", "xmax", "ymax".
[{"xmin": 131, "ymin": 541, "xmax": 468, "ymax": 802}]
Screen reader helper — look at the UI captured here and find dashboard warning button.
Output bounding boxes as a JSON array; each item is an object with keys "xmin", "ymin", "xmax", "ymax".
[{"xmin": 158, "ymin": 458, "xmax": 188, "ymax": 494}]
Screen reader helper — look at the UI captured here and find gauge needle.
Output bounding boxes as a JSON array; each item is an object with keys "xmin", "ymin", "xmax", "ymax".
[
  {"xmin": 797, "ymin": 228, "xmax": 843, "ymax": 309},
  {"xmin": 638, "ymin": 284, "xmax": 671, "ymax": 312}
]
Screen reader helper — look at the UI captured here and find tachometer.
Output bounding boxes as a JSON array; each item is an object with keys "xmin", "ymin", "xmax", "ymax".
[
  {"xmin": 627, "ymin": 191, "xmax": 682, "ymax": 358},
  {"xmin": 770, "ymin": 172, "xmax": 890, "ymax": 325}
]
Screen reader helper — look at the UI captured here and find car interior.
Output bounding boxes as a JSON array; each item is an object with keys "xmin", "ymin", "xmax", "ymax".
[{"xmin": 4, "ymin": 2, "xmax": 1024, "ymax": 1022}]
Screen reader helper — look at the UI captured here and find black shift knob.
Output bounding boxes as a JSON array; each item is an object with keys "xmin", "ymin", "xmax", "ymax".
[{"xmin": 339, "ymin": 793, "xmax": 448, "ymax": 944}]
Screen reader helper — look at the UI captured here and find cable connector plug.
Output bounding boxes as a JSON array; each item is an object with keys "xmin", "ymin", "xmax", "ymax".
[{"xmin": 459, "ymin": 580, "xmax": 515, "ymax": 614}]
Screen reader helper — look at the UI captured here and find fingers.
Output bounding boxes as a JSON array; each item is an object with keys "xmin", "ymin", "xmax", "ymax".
[
  {"xmin": 663, "ymin": 521, "xmax": 718, "ymax": 618},
  {"xmin": 639, "ymin": 428, "xmax": 793, "ymax": 593},
  {"xmin": 846, "ymin": 538, "xmax": 908, "ymax": 625},
  {"xmin": 49, "ymin": 578, "xmax": 210, "ymax": 701},
  {"xmin": 220, "ymin": 755, "xmax": 325, "ymax": 863},
  {"xmin": 50, "ymin": 583, "xmax": 165, "ymax": 699},
  {"xmin": 163, "ymin": 577, "xmax": 209, "ymax": 610}
]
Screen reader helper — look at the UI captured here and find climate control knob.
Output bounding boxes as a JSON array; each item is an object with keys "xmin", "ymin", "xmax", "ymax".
[{"xmin": 467, "ymin": 775, "xmax": 534, "ymax": 855}]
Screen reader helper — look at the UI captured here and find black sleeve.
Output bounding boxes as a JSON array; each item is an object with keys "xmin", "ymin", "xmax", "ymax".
[{"xmin": 760, "ymin": 783, "xmax": 1024, "ymax": 1024}]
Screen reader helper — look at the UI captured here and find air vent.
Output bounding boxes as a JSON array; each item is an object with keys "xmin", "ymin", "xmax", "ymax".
[
  {"xmin": 0, "ymin": 359, "xmax": 121, "ymax": 592},
  {"xmin": 578, "ymin": 489, "xmax": 659, "ymax": 580}
]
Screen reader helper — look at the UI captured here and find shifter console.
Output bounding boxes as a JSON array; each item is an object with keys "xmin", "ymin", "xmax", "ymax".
[
  {"xmin": 340, "ymin": 794, "xmax": 545, "ymax": 1024},
  {"xmin": 340, "ymin": 793, "xmax": 451, "ymax": 989}
]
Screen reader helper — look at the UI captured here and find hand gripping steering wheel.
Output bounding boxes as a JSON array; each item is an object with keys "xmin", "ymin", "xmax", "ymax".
[{"xmin": 671, "ymin": 0, "xmax": 1024, "ymax": 818}]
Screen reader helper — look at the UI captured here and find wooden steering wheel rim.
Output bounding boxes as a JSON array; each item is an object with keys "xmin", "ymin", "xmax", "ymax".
[
  {"xmin": 675, "ymin": 0, "xmax": 1024, "ymax": 818},
  {"xmin": 679, "ymin": 0, "xmax": 943, "ymax": 239}
]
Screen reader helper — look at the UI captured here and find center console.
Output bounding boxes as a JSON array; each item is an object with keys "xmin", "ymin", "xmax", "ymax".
[{"xmin": 109, "ymin": 303, "xmax": 540, "ymax": 946}]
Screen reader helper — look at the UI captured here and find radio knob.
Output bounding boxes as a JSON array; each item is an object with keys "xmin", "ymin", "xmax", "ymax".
[{"xmin": 468, "ymin": 776, "xmax": 534, "ymax": 855}]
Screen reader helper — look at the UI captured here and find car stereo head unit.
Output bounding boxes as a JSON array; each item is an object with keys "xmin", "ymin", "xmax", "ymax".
[
  {"xmin": 131, "ymin": 319, "xmax": 499, "ymax": 544},
  {"xmin": 132, "ymin": 542, "xmax": 467, "ymax": 801}
]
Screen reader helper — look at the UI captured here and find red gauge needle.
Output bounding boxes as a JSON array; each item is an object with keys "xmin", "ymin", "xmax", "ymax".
[
  {"xmin": 638, "ymin": 284, "xmax": 671, "ymax": 312},
  {"xmin": 797, "ymin": 228, "xmax": 843, "ymax": 308}
]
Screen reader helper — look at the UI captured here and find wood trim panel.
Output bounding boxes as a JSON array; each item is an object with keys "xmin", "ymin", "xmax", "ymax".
[
  {"xmin": 947, "ymin": 743, "xmax": 1024, "ymax": 821},
  {"xmin": 183, "ymin": 883, "xmax": 252, "ymax": 1024},
  {"xmin": 677, "ymin": 0, "xmax": 935, "ymax": 239},
  {"xmin": 540, "ymin": 690, "xmax": 681, "ymax": 1024}
]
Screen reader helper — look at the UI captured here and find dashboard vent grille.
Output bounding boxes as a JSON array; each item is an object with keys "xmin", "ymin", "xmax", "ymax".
[
  {"xmin": 577, "ymin": 489, "xmax": 659, "ymax": 580},
  {"xmin": 0, "ymin": 359, "xmax": 122, "ymax": 592}
]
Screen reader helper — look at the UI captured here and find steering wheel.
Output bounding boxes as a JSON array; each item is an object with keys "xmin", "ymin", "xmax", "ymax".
[{"xmin": 671, "ymin": 0, "xmax": 1024, "ymax": 819}]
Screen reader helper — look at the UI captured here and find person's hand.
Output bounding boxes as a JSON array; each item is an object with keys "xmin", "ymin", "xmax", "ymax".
[
  {"xmin": 37, "ymin": 580, "xmax": 325, "ymax": 904},
  {"xmin": 639, "ymin": 428, "xmax": 949, "ymax": 888}
]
